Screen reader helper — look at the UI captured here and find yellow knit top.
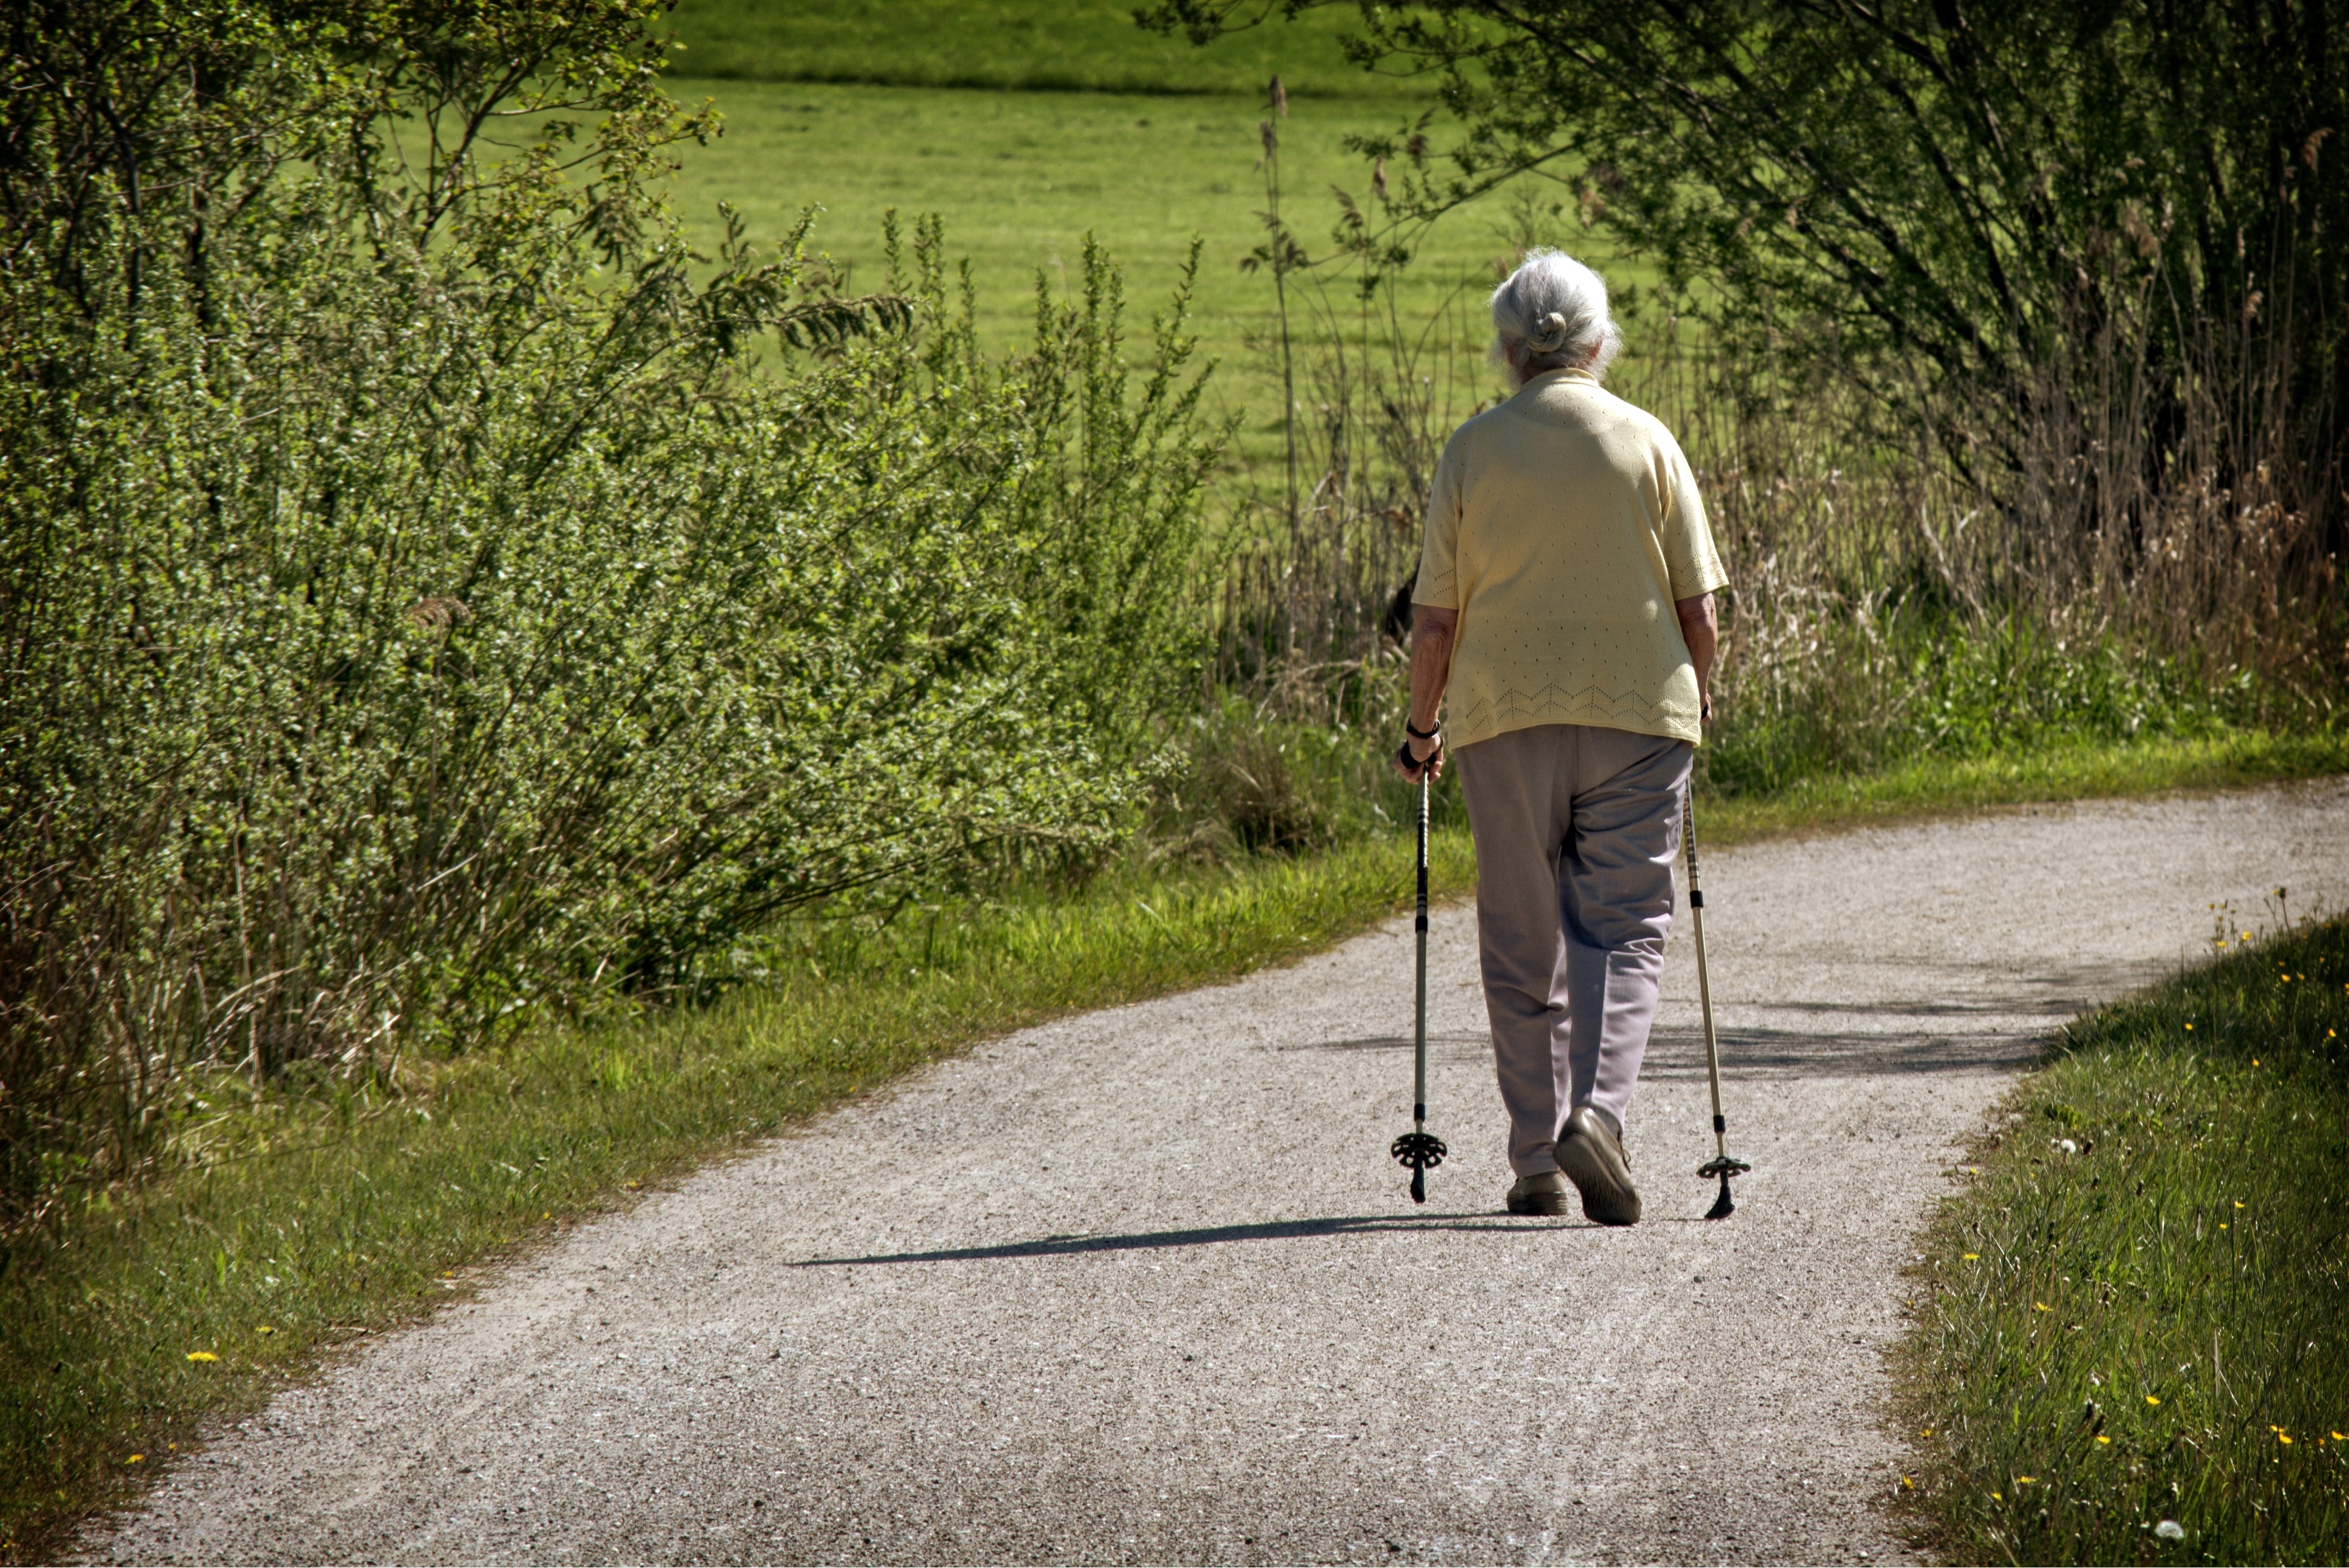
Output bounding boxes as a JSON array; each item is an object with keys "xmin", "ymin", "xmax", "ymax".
[{"xmin": 1413, "ymin": 368, "xmax": 1728, "ymax": 748}]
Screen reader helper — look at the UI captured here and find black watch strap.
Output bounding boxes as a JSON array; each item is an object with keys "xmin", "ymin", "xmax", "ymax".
[{"xmin": 1403, "ymin": 717, "xmax": 1441, "ymax": 740}]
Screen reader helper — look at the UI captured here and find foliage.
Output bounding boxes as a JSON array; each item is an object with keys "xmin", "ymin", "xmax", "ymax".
[
  {"xmin": 1195, "ymin": 180, "xmax": 2344, "ymax": 787},
  {"xmin": 1147, "ymin": 0, "xmax": 2348, "ymax": 514},
  {"xmin": 1898, "ymin": 913, "xmax": 2349, "ymax": 1564},
  {"xmin": 1, "ymin": 0, "xmax": 1223, "ymax": 1225},
  {"xmin": 0, "ymin": 818, "xmax": 1476, "ymax": 1563}
]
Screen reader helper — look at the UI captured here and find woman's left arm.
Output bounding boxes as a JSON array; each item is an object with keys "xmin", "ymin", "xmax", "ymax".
[
  {"xmin": 1395, "ymin": 606, "xmax": 1458, "ymax": 780},
  {"xmin": 1674, "ymin": 592, "xmax": 1717, "ymax": 726}
]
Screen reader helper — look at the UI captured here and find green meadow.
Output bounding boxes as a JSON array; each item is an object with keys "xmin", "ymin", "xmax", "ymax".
[
  {"xmin": 646, "ymin": 4, "xmax": 1638, "ymax": 477},
  {"xmin": 649, "ymin": 76, "xmax": 1590, "ymax": 469},
  {"xmin": 663, "ymin": 0, "xmax": 1419, "ymax": 96}
]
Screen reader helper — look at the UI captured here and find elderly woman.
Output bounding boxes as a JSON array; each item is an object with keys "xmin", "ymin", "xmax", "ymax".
[{"xmin": 1394, "ymin": 250, "xmax": 1725, "ymax": 1227}]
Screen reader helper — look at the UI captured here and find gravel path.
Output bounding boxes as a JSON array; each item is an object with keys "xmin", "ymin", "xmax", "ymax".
[{"xmin": 94, "ymin": 781, "xmax": 2349, "ymax": 1566}]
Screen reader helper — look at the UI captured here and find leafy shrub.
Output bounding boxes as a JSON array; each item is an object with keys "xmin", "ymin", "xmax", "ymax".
[{"xmin": 0, "ymin": 1, "xmax": 1223, "ymax": 1223}]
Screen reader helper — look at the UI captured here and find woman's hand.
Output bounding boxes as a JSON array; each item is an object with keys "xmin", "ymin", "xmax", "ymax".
[{"xmin": 1393, "ymin": 732, "xmax": 1445, "ymax": 783}]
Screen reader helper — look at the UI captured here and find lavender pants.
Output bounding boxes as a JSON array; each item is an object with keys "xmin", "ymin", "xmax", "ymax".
[{"xmin": 1454, "ymin": 723, "xmax": 1692, "ymax": 1177}]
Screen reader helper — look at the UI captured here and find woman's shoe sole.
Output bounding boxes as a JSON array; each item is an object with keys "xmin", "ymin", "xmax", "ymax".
[{"xmin": 1556, "ymin": 1120, "xmax": 1643, "ymax": 1226}]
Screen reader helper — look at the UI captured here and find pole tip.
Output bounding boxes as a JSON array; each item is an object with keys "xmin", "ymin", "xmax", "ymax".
[{"xmin": 1703, "ymin": 1173, "xmax": 1736, "ymax": 1220}]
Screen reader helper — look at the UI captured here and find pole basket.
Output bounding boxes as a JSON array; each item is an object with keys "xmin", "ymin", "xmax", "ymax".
[
  {"xmin": 1391, "ymin": 1130, "xmax": 1448, "ymax": 1204},
  {"xmin": 1698, "ymin": 1153, "xmax": 1750, "ymax": 1220}
]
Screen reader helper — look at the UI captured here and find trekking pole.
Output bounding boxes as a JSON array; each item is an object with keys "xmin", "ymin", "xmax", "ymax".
[
  {"xmin": 1683, "ymin": 792, "xmax": 1749, "ymax": 1219},
  {"xmin": 1390, "ymin": 772, "xmax": 1447, "ymax": 1202}
]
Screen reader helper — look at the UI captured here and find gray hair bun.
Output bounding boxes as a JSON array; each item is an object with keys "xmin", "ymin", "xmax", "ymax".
[{"xmin": 1524, "ymin": 310, "xmax": 1572, "ymax": 354}]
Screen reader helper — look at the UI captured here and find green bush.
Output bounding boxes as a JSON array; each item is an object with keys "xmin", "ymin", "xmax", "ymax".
[{"xmin": 0, "ymin": 1, "xmax": 1223, "ymax": 1223}]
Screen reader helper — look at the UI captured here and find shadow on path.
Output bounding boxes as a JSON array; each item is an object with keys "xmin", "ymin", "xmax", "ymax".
[
  {"xmin": 1292, "ymin": 1026, "xmax": 2048, "ymax": 1078},
  {"xmin": 793, "ymin": 1210, "xmax": 1644, "ymax": 1267}
]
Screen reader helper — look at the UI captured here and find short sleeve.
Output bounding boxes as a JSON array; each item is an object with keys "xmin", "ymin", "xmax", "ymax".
[
  {"xmin": 1658, "ymin": 431, "xmax": 1728, "ymax": 600},
  {"xmin": 1413, "ymin": 436, "xmax": 1466, "ymax": 608}
]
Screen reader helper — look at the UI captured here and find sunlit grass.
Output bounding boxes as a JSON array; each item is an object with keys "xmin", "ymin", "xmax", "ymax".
[
  {"xmin": 1700, "ymin": 728, "xmax": 2349, "ymax": 846},
  {"xmin": 665, "ymin": 0, "xmax": 1407, "ymax": 98},
  {"xmin": 1897, "ymin": 915, "xmax": 2349, "ymax": 1564}
]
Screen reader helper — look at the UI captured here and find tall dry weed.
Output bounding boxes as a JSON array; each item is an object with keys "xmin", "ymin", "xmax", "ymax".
[{"xmin": 1215, "ymin": 239, "xmax": 2343, "ymax": 791}]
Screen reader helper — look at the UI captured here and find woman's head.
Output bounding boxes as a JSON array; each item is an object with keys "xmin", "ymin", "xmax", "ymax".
[{"xmin": 1489, "ymin": 250, "xmax": 1621, "ymax": 384}]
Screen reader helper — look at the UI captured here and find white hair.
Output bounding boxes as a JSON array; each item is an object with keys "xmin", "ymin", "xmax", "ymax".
[{"xmin": 1489, "ymin": 248, "xmax": 1622, "ymax": 383}]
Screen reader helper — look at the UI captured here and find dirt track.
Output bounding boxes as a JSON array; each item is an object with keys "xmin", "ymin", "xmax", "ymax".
[{"xmin": 92, "ymin": 781, "xmax": 2349, "ymax": 1565}]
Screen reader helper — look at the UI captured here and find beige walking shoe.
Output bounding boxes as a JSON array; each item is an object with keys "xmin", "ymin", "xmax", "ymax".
[
  {"xmin": 1505, "ymin": 1170, "xmax": 1571, "ymax": 1216},
  {"xmin": 1554, "ymin": 1105, "xmax": 1641, "ymax": 1225}
]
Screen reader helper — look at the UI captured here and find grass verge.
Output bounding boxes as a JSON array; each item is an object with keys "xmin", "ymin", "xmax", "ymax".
[
  {"xmin": 1701, "ymin": 727, "xmax": 2349, "ymax": 845},
  {"xmin": 0, "ymin": 827, "xmax": 1473, "ymax": 1562},
  {"xmin": 1895, "ymin": 914, "xmax": 2349, "ymax": 1564}
]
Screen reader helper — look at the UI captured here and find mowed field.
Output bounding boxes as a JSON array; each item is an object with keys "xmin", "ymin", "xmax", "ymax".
[
  {"xmin": 652, "ymin": 3, "xmax": 1639, "ymax": 469},
  {"xmin": 664, "ymin": 0, "xmax": 1423, "ymax": 96}
]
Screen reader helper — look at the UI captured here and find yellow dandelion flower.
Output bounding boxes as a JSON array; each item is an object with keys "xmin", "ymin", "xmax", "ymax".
[
  {"xmin": 256, "ymin": 1325, "xmax": 275, "ymax": 1336},
  {"xmin": 2035, "ymin": 1301, "xmax": 2052, "ymax": 1312},
  {"xmin": 2333, "ymin": 1432, "xmax": 2347, "ymax": 1442},
  {"xmin": 2146, "ymin": 1395, "xmax": 2162, "ymax": 1406},
  {"xmin": 2220, "ymin": 1223, "xmax": 2229, "ymax": 1229},
  {"xmin": 2278, "ymin": 1432, "xmax": 2293, "ymax": 1445},
  {"xmin": 2185, "ymin": 1022, "xmax": 2194, "ymax": 1030},
  {"xmin": 1964, "ymin": 1253, "xmax": 1980, "ymax": 1261},
  {"xmin": 1899, "ymin": 1476, "xmax": 1914, "ymax": 1489},
  {"xmin": 124, "ymin": 1454, "xmax": 143, "ymax": 1464},
  {"xmin": 2253, "ymin": 1058, "xmax": 2260, "ymax": 1066},
  {"xmin": 2016, "ymin": 1476, "xmax": 2035, "ymax": 1485},
  {"xmin": 1990, "ymin": 1491, "xmax": 2004, "ymax": 1501},
  {"xmin": 2096, "ymin": 1435, "xmax": 2112, "ymax": 1445},
  {"xmin": 2234, "ymin": 1200, "xmax": 2245, "ymax": 1208},
  {"xmin": 184, "ymin": 1351, "xmax": 217, "ymax": 1363}
]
